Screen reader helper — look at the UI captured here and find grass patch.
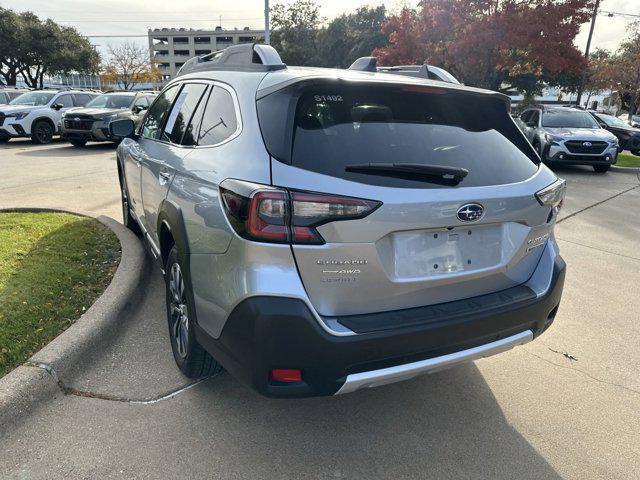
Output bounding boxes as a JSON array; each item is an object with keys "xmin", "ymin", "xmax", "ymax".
[
  {"xmin": 617, "ymin": 153, "xmax": 640, "ymax": 168},
  {"xmin": 0, "ymin": 212, "xmax": 120, "ymax": 377}
]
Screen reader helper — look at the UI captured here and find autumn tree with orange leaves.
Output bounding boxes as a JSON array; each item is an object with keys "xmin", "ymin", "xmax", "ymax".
[{"xmin": 372, "ymin": 0, "xmax": 593, "ymax": 97}]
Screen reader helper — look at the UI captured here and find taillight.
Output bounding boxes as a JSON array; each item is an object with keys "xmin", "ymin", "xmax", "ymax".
[
  {"xmin": 535, "ymin": 178, "xmax": 566, "ymax": 209},
  {"xmin": 220, "ymin": 182, "xmax": 381, "ymax": 244}
]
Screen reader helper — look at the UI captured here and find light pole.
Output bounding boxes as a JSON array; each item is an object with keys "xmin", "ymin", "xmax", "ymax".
[
  {"xmin": 576, "ymin": 0, "xmax": 600, "ymax": 107},
  {"xmin": 264, "ymin": 0, "xmax": 270, "ymax": 45}
]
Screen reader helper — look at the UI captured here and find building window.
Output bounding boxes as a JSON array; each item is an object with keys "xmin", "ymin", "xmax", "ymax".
[
  {"xmin": 175, "ymin": 62, "xmax": 185, "ymax": 68},
  {"xmin": 216, "ymin": 36, "xmax": 233, "ymax": 43},
  {"xmin": 155, "ymin": 50, "xmax": 169, "ymax": 56},
  {"xmin": 239, "ymin": 36, "xmax": 255, "ymax": 43},
  {"xmin": 194, "ymin": 36, "xmax": 211, "ymax": 44},
  {"xmin": 153, "ymin": 37, "xmax": 168, "ymax": 45},
  {"xmin": 195, "ymin": 50, "xmax": 211, "ymax": 55},
  {"xmin": 174, "ymin": 50, "xmax": 190, "ymax": 56},
  {"xmin": 159, "ymin": 63, "xmax": 170, "ymax": 69},
  {"xmin": 173, "ymin": 37, "xmax": 189, "ymax": 44}
]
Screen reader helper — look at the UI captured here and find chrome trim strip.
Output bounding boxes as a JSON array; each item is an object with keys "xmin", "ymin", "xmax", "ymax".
[{"xmin": 335, "ymin": 330, "xmax": 533, "ymax": 395}]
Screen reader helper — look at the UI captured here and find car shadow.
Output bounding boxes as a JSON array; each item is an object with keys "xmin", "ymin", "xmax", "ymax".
[{"xmin": 189, "ymin": 364, "xmax": 562, "ymax": 479}]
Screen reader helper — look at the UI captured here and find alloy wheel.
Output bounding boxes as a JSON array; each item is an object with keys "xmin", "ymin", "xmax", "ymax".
[{"xmin": 169, "ymin": 262, "xmax": 189, "ymax": 358}]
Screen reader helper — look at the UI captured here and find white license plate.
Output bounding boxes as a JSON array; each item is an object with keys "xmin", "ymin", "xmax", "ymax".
[{"xmin": 391, "ymin": 225, "xmax": 503, "ymax": 278}]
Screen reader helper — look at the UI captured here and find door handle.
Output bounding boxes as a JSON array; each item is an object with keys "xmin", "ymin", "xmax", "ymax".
[{"xmin": 158, "ymin": 170, "xmax": 172, "ymax": 185}]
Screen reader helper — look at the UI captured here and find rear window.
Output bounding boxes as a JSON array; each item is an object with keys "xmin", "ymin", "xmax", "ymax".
[{"xmin": 257, "ymin": 83, "xmax": 538, "ymax": 189}]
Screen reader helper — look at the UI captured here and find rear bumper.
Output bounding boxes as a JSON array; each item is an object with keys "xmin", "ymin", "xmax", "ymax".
[{"xmin": 196, "ymin": 251, "xmax": 566, "ymax": 398}]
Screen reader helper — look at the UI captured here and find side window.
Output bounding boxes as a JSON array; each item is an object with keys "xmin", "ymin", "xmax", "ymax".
[
  {"xmin": 520, "ymin": 110, "xmax": 531, "ymax": 122},
  {"xmin": 0, "ymin": 93, "xmax": 7, "ymax": 103},
  {"xmin": 141, "ymin": 85, "xmax": 180, "ymax": 140},
  {"xmin": 133, "ymin": 96, "xmax": 149, "ymax": 108},
  {"xmin": 162, "ymin": 83, "xmax": 208, "ymax": 144},
  {"xmin": 56, "ymin": 95, "xmax": 74, "ymax": 108},
  {"xmin": 181, "ymin": 88, "xmax": 209, "ymax": 146},
  {"xmin": 529, "ymin": 110, "xmax": 540, "ymax": 126},
  {"xmin": 73, "ymin": 94, "xmax": 91, "ymax": 106},
  {"xmin": 198, "ymin": 86, "xmax": 238, "ymax": 146}
]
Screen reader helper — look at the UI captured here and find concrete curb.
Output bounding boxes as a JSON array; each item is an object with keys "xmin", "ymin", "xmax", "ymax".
[{"xmin": 0, "ymin": 208, "xmax": 148, "ymax": 426}]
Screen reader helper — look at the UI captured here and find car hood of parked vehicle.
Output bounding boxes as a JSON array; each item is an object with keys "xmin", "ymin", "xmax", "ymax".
[
  {"xmin": 0, "ymin": 105, "xmax": 43, "ymax": 114},
  {"xmin": 64, "ymin": 107, "xmax": 129, "ymax": 118},
  {"xmin": 544, "ymin": 127, "xmax": 617, "ymax": 141},
  {"xmin": 606, "ymin": 124, "xmax": 640, "ymax": 135}
]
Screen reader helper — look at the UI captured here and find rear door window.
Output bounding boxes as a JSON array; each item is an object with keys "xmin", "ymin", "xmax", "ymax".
[
  {"xmin": 162, "ymin": 83, "xmax": 208, "ymax": 144},
  {"xmin": 258, "ymin": 83, "xmax": 539, "ymax": 189},
  {"xmin": 73, "ymin": 94, "xmax": 92, "ymax": 106},
  {"xmin": 56, "ymin": 94, "xmax": 74, "ymax": 108}
]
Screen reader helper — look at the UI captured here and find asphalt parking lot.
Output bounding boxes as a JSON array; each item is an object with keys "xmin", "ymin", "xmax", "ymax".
[{"xmin": 1, "ymin": 140, "xmax": 639, "ymax": 479}]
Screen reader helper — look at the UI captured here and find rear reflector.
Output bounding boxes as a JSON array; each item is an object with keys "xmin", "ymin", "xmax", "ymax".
[{"xmin": 269, "ymin": 369, "xmax": 302, "ymax": 383}]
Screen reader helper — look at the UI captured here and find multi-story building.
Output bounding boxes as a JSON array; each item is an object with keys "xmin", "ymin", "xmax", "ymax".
[{"xmin": 148, "ymin": 27, "xmax": 264, "ymax": 82}]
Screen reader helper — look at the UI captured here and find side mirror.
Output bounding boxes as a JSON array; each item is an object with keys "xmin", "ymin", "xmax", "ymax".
[
  {"xmin": 109, "ymin": 118, "xmax": 136, "ymax": 139},
  {"xmin": 51, "ymin": 103, "xmax": 63, "ymax": 110},
  {"xmin": 132, "ymin": 105, "xmax": 147, "ymax": 114}
]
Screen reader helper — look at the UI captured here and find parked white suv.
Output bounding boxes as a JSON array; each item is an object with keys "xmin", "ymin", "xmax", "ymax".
[{"xmin": 0, "ymin": 89, "xmax": 99, "ymax": 144}]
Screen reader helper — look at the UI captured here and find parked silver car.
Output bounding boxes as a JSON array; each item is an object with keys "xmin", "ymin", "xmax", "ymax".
[
  {"xmin": 516, "ymin": 106, "xmax": 619, "ymax": 172},
  {"xmin": 112, "ymin": 44, "xmax": 566, "ymax": 397}
]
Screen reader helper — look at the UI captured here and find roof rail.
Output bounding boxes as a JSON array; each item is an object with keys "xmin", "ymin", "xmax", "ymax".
[
  {"xmin": 348, "ymin": 56, "xmax": 377, "ymax": 72},
  {"xmin": 176, "ymin": 43, "xmax": 286, "ymax": 77}
]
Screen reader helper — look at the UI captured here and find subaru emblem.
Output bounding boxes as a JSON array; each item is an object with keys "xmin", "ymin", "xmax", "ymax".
[
  {"xmin": 583, "ymin": 141, "xmax": 592, "ymax": 147},
  {"xmin": 457, "ymin": 203, "xmax": 484, "ymax": 222}
]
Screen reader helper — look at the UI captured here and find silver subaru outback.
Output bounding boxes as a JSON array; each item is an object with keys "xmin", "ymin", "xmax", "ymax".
[
  {"xmin": 516, "ymin": 106, "xmax": 619, "ymax": 172},
  {"xmin": 111, "ymin": 44, "xmax": 566, "ymax": 397}
]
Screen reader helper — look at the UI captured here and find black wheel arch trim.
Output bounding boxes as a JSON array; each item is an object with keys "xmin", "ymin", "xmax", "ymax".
[{"xmin": 31, "ymin": 116, "xmax": 57, "ymax": 133}]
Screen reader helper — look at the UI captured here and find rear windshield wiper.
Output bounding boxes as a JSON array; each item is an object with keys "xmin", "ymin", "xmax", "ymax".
[{"xmin": 345, "ymin": 163, "xmax": 468, "ymax": 185}]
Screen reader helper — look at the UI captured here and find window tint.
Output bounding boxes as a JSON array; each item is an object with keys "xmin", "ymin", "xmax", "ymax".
[
  {"xmin": 198, "ymin": 86, "xmax": 238, "ymax": 146},
  {"xmin": 0, "ymin": 93, "xmax": 7, "ymax": 103},
  {"xmin": 142, "ymin": 85, "xmax": 179, "ymax": 140},
  {"xmin": 181, "ymin": 88, "xmax": 209, "ymax": 146},
  {"xmin": 520, "ymin": 111, "xmax": 532, "ymax": 122},
  {"xmin": 133, "ymin": 96, "xmax": 149, "ymax": 108},
  {"xmin": 162, "ymin": 83, "xmax": 208, "ymax": 144},
  {"xmin": 529, "ymin": 110, "xmax": 539, "ymax": 125},
  {"xmin": 258, "ymin": 84, "xmax": 538, "ymax": 189},
  {"xmin": 56, "ymin": 95, "xmax": 73, "ymax": 108},
  {"xmin": 73, "ymin": 94, "xmax": 92, "ymax": 106}
]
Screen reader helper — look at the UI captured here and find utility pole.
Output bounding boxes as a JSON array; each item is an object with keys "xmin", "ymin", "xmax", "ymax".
[
  {"xmin": 575, "ymin": 0, "xmax": 600, "ymax": 107},
  {"xmin": 264, "ymin": 0, "xmax": 270, "ymax": 45}
]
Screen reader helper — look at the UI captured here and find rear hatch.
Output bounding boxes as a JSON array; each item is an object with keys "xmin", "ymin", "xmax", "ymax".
[{"xmin": 257, "ymin": 79, "xmax": 554, "ymax": 317}]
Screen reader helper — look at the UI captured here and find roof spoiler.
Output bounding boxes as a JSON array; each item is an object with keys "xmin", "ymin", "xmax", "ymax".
[
  {"xmin": 176, "ymin": 44, "xmax": 286, "ymax": 77},
  {"xmin": 348, "ymin": 56, "xmax": 377, "ymax": 72}
]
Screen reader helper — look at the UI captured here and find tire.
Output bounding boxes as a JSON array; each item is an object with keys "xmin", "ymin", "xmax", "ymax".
[
  {"xmin": 30, "ymin": 120, "xmax": 54, "ymax": 144},
  {"xmin": 164, "ymin": 245, "xmax": 221, "ymax": 379},
  {"xmin": 631, "ymin": 150, "xmax": 640, "ymax": 157},
  {"xmin": 593, "ymin": 164, "xmax": 610, "ymax": 173},
  {"xmin": 119, "ymin": 173, "xmax": 141, "ymax": 235},
  {"xmin": 70, "ymin": 139, "xmax": 87, "ymax": 147}
]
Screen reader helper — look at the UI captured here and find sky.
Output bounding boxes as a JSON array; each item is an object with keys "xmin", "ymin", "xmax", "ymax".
[{"xmin": 0, "ymin": 0, "xmax": 637, "ymax": 59}]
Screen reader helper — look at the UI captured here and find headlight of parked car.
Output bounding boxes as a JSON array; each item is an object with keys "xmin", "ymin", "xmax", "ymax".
[
  {"xmin": 545, "ymin": 133, "xmax": 563, "ymax": 143},
  {"xmin": 6, "ymin": 111, "xmax": 30, "ymax": 120}
]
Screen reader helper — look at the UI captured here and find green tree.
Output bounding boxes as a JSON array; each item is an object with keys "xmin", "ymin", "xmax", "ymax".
[
  {"xmin": 0, "ymin": 8, "xmax": 21, "ymax": 85},
  {"xmin": 0, "ymin": 9, "xmax": 99, "ymax": 88},
  {"xmin": 270, "ymin": 0, "xmax": 324, "ymax": 66},
  {"xmin": 316, "ymin": 6, "xmax": 388, "ymax": 68}
]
